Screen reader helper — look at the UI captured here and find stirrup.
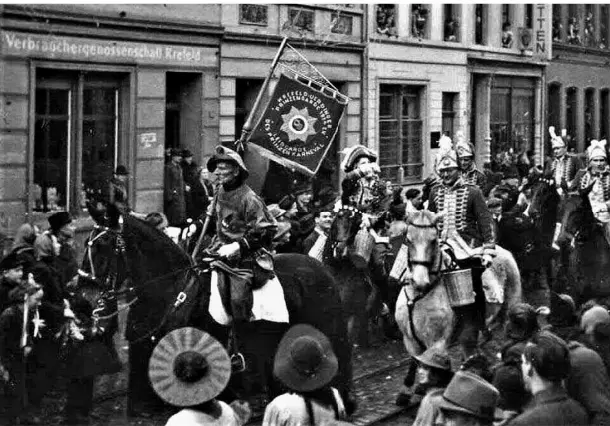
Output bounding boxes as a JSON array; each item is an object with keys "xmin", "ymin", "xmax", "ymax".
[{"xmin": 231, "ymin": 352, "xmax": 246, "ymax": 373}]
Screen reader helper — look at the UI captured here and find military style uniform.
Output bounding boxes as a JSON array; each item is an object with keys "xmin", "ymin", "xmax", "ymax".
[
  {"xmin": 461, "ymin": 166, "xmax": 487, "ymax": 190},
  {"xmin": 544, "ymin": 154, "xmax": 582, "ymax": 190}
]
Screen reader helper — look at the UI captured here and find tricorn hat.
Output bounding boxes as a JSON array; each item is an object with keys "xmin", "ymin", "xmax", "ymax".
[
  {"xmin": 0, "ymin": 251, "xmax": 25, "ymax": 271},
  {"xmin": 414, "ymin": 347, "xmax": 452, "ymax": 372},
  {"xmin": 148, "ymin": 327, "xmax": 231, "ymax": 407},
  {"xmin": 438, "ymin": 370, "xmax": 502, "ymax": 421},
  {"xmin": 48, "ymin": 211, "xmax": 72, "ymax": 234},
  {"xmin": 207, "ymin": 145, "xmax": 249, "ymax": 179},
  {"xmin": 340, "ymin": 145, "xmax": 377, "ymax": 172},
  {"xmin": 274, "ymin": 324, "xmax": 338, "ymax": 392}
]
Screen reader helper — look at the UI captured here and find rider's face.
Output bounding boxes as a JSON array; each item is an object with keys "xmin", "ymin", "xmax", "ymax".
[
  {"xmin": 590, "ymin": 157, "xmax": 607, "ymax": 173},
  {"xmin": 459, "ymin": 156, "xmax": 473, "ymax": 170},
  {"xmin": 439, "ymin": 167, "xmax": 460, "ymax": 186},
  {"xmin": 553, "ymin": 146, "xmax": 566, "ymax": 158},
  {"xmin": 214, "ymin": 162, "xmax": 239, "ymax": 185}
]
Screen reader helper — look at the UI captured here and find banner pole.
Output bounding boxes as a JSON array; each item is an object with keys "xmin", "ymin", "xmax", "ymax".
[{"xmin": 235, "ymin": 36, "xmax": 289, "ymax": 152}]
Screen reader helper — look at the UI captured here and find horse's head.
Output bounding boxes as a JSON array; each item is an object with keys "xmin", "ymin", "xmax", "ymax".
[
  {"xmin": 328, "ymin": 207, "xmax": 362, "ymax": 260},
  {"xmin": 528, "ymin": 178, "xmax": 560, "ymax": 232},
  {"xmin": 489, "ymin": 183, "xmax": 519, "ymax": 213},
  {"xmin": 405, "ymin": 210, "xmax": 442, "ymax": 292},
  {"xmin": 558, "ymin": 192, "xmax": 593, "ymax": 245}
]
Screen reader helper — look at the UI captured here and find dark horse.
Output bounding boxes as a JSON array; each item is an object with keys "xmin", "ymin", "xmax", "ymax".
[
  {"xmin": 82, "ymin": 202, "xmax": 353, "ymax": 413},
  {"xmin": 557, "ymin": 191, "xmax": 610, "ymax": 305}
]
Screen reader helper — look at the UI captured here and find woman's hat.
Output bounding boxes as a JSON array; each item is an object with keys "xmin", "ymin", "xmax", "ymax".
[
  {"xmin": 274, "ymin": 324, "xmax": 338, "ymax": 392},
  {"xmin": 206, "ymin": 145, "xmax": 249, "ymax": 179},
  {"xmin": 48, "ymin": 211, "xmax": 72, "ymax": 234},
  {"xmin": 148, "ymin": 327, "xmax": 231, "ymax": 407},
  {"xmin": 414, "ymin": 347, "xmax": 452, "ymax": 372},
  {"xmin": 438, "ymin": 370, "xmax": 501, "ymax": 421},
  {"xmin": 267, "ymin": 204, "xmax": 287, "ymax": 220}
]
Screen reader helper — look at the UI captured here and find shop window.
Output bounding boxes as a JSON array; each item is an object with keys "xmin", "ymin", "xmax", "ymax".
[
  {"xmin": 331, "ymin": 11, "xmax": 353, "ymax": 35},
  {"xmin": 552, "ymin": 5, "xmax": 563, "ymax": 42},
  {"xmin": 376, "ymin": 4, "xmax": 397, "ymax": 37},
  {"xmin": 287, "ymin": 7, "xmax": 315, "ymax": 34},
  {"xmin": 411, "ymin": 4, "xmax": 429, "ymax": 39},
  {"xmin": 601, "ymin": 6, "xmax": 609, "ymax": 49},
  {"xmin": 584, "ymin": 5, "xmax": 595, "ymax": 47},
  {"xmin": 490, "ymin": 77, "xmax": 535, "ymax": 161},
  {"xmin": 585, "ymin": 88, "xmax": 595, "ymax": 142},
  {"xmin": 567, "ymin": 5, "xmax": 581, "ymax": 45},
  {"xmin": 601, "ymin": 89, "xmax": 609, "ymax": 139},
  {"xmin": 379, "ymin": 84, "xmax": 424, "ymax": 182},
  {"xmin": 475, "ymin": 4, "xmax": 486, "ymax": 45},
  {"xmin": 566, "ymin": 87, "xmax": 577, "ymax": 145},
  {"xmin": 234, "ymin": 79, "xmax": 264, "ymax": 144},
  {"xmin": 165, "ymin": 72, "xmax": 203, "ymax": 158},
  {"xmin": 547, "ymin": 83, "xmax": 561, "ymax": 149},
  {"xmin": 444, "ymin": 4, "xmax": 460, "ymax": 42},
  {"xmin": 525, "ymin": 5, "xmax": 533, "ymax": 29},
  {"xmin": 34, "ymin": 70, "xmax": 127, "ymax": 214},
  {"xmin": 239, "ymin": 4, "xmax": 268, "ymax": 26},
  {"xmin": 442, "ymin": 92, "xmax": 458, "ymax": 138}
]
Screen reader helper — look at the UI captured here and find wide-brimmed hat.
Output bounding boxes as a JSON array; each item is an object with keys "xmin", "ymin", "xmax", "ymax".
[
  {"xmin": 414, "ymin": 347, "xmax": 452, "ymax": 372},
  {"xmin": 274, "ymin": 324, "xmax": 338, "ymax": 392},
  {"xmin": 581, "ymin": 305, "xmax": 610, "ymax": 334},
  {"xmin": 48, "ymin": 211, "xmax": 72, "ymax": 234},
  {"xmin": 148, "ymin": 327, "xmax": 231, "ymax": 407},
  {"xmin": 438, "ymin": 370, "xmax": 501, "ymax": 421},
  {"xmin": 206, "ymin": 145, "xmax": 249, "ymax": 179},
  {"xmin": 340, "ymin": 145, "xmax": 377, "ymax": 172},
  {"xmin": 0, "ymin": 251, "xmax": 25, "ymax": 271},
  {"xmin": 114, "ymin": 165, "xmax": 129, "ymax": 176}
]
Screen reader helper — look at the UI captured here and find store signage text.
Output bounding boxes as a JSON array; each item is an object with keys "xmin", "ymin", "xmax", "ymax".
[
  {"xmin": 2, "ymin": 31, "xmax": 211, "ymax": 66},
  {"xmin": 534, "ymin": 4, "xmax": 552, "ymax": 60}
]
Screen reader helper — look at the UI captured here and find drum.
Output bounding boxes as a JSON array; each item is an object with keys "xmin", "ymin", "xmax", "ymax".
[
  {"xmin": 350, "ymin": 229, "xmax": 375, "ymax": 268},
  {"xmin": 307, "ymin": 234, "xmax": 327, "ymax": 262},
  {"xmin": 442, "ymin": 268, "xmax": 475, "ymax": 307},
  {"xmin": 389, "ymin": 244, "xmax": 410, "ymax": 282}
]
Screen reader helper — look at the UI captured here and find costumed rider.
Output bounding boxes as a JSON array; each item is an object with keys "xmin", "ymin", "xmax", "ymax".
[
  {"xmin": 204, "ymin": 145, "xmax": 289, "ymax": 326},
  {"xmin": 572, "ymin": 139, "xmax": 610, "ymax": 247},
  {"xmin": 422, "ymin": 134, "xmax": 453, "ymax": 205},
  {"xmin": 544, "ymin": 126, "xmax": 583, "ymax": 250},
  {"xmin": 454, "ymin": 131, "xmax": 487, "ymax": 193},
  {"xmin": 427, "ymin": 146, "xmax": 498, "ymax": 359}
]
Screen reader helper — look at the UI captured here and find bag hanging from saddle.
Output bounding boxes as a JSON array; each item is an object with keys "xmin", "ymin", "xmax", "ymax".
[{"xmin": 212, "ymin": 260, "xmax": 255, "ymax": 323}]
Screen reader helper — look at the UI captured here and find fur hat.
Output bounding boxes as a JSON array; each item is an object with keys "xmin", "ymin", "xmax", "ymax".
[
  {"xmin": 455, "ymin": 131, "xmax": 475, "ymax": 158},
  {"xmin": 436, "ymin": 149, "xmax": 459, "ymax": 172},
  {"xmin": 549, "ymin": 126, "xmax": 566, "ymax": 149},
  {"xmin": 438, "ymin": 370, "xmax": 501, "ymax": 421},
  {"xmin": 48, "ymin": 211, "xmax": 72, "ymax": 234},
  {"xmin": 340, "ymin": 145, "xmax": 377, "ymax": 172},
  {"xmin": 587, "ymin": 139, "xmax": 608, "ymax": 162},
  {"xmin": 207, "ymin": 145, "xmax": 249, "ymax": 179}
]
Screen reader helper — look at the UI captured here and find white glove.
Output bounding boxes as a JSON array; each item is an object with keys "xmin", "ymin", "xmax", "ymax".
[
  {"xmin": 217, "ymin": 242, "xmax": 240, "ymax": 259},
  {"xmin": 481, "ymin": 254, "xmax": 493, "ymax": 268}
]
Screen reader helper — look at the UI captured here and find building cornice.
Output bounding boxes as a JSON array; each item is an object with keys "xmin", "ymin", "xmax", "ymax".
[{"xmin": 222, "ymin": 31, "xmax": 365, "ymax": 53}]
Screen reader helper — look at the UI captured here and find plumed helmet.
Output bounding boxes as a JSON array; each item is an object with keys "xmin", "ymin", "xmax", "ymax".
[
  {"xmin": 206, "ymin": 145, "xmax": 249, "ymax": 179},
  {"xmin": 549, "ymin": 126, "xmax": 566, "ymax": 149},
  {"xmin": 436, "ymin": 149, "xmax": 459, "ymax": 172},
  {"xmin": 587, "ymin": 139, "xmax": 608, "ymax": 162},
  {"xmin": 454, "ymin": 131, "xmax": 475, "ymax": 158}
]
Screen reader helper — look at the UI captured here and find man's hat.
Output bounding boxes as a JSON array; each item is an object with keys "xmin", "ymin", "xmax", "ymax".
[
  {"xmin": 314, "ymin": 188, "xmax": 338, "ymax": 214},
  {"xmin": 505, "ymin": 303, "xmax": 538, "ymax": 341},
  {"xmin": 114, "ymin": 165, "xmax": 129, "ymax": 176},
  {"xmin": 581, "ymin": 305, "xmax": 610, "ymax": 334},
  {"xmin": 454, "ymin": 131, "xmax": 475, "ymax": 158},
  {"xmin": 48, "ymin": 211, "xmax": 72, "ymax": 234},
  {"xmin": 182, "ymin": 149, "xmax": 193, "ymax": 158},
  {"xmin": 292, "ymin": 179, "xmax": 313, "ymax": 196},
  {"xmin": 587, "ymin": 139, "xmax": 607, "ymax": 162},
  {"xmin": 340, "ymin": 145, "xmax": 377, "ymax": 172},
  {"xmin": 170, "ymin": 148, "xmax": 182, "ymax": 157},
  {"xmin": 549, "ymin": 126, "xmax": 566, "ymax": 149},
  {"xmin": 549, "ymin": 291, "xmax": 577, "ymax": 328},
  {"xmin": 438, "ymin": 370, "xmax": 501, "ymax": 421},
  {"xmin": 148, "ymin": 327, "xmax": 231, "ymax": 407},
  {"xmin": 436, "ymin": 149, "xmax": 459, "ymax": 172},
  {"xmin": 0, "ymin": 251, "xmax": 25, "ymax": 271},
  {"xmin": 207, "ymin": 145, "xmax": 249, "ymax": 179},
  {"xmin": 414, "ymin": 347, "xmax": 452, "ymax": 372},
  {"xmin": 274, "ymin": 324, "xmax": 338, "ymax": 392}
]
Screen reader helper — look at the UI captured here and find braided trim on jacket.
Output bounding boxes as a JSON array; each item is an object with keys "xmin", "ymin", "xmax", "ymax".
[
  {"xmin": 432, "ymin": 185, "xmax": 469, "ymax": 233},
  {"xmin": 580, "ymin": 171, "xmax": 610, "ymax": 201}
]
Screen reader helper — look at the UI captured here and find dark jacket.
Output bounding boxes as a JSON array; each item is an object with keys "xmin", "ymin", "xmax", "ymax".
[
  {"xmin": 543, "ymin": 154, "xmax": 582, "ymax": 189},
  {"xmin": 0, "ymin": 277, "xmax": 20, "ymax": 315},
  {"xmin": 164, "ymin": 162, "xmax": 187, "ymax": 226},
  {"xmin": 507, "ymin": 385, "xmax": 588, "ymax": 426}
]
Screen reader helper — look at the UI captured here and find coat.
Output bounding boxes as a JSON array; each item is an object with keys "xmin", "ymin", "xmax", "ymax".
[
  {"xmin": 507, "ymin": 385, "xmax": 588, "ymax": 426},
  {"xmin": 164, "ymin": 162, "xmax": 187, "ymax": 226},
  {"xmin": 543, "ymin": 154, "xmax": 582, "ymax": 189}
]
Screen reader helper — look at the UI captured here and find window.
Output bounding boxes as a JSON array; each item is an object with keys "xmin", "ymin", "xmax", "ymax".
[
  {"xmin": 566, "ymin": 87, "xmax": 577, "ymax": 144},
  {"xmin": 584, "ymin": 4, "xmax": 595, "ymax": 47},
  {"xmin": 567, "ymin": 5, "xmax": 581, "ymax": 45},
  {"xmin": 379, "ymin": 85, "xmax": 424, "ymax": 182},
  {"xmin": 331, "ymin": 12, "xmax": 353, "ymax": 35},
  {"xmin": 34, "ymin": 69, "xmax": 127, "ymax": 214},
  {"xmin": 585, "ymin": 88, "xmax": 595, "ymax": 142},
  {"xmin": 601, "ymin": 89, "xmax": 609, "ymax": 139},
  {"xmin": 411, "ymin": 4, "xmax": 429, "ymax": 39},
  {"xmin": 475, "ymin": 4, "xmax": 485, "ymax": 45},
  {"xmin": 502, "ymin": 5, "xmax": 510, "ymax": 26},
  {"xmin": 288, "ymin": 8, "xmax": 315, "ymax": 33},
  {"xmin": 239, "ymin": 4, "xmax": 268, "ymax": 26},
  {"xmin": 552, "ymin": 5, "xmax": 562, "ymax": 42},
  {"xmin": 444, "ymin": 4, "xmax": 460, "ymax": 42},
  {"xmin": 376, "ymin": 4, "xmax": 397, "ymax": 37},
  {"xmin": 489, "ymin": 77, "xmax": 535, "ymax": 159},
  {"xmin": 501, "ymin": 5, "xmax": 513, "ymax": 48},
  {"xmin": 442, "ymin": 92, "xmax": 458, "ymax": 138},
  {"xmin": 547, "ymin": 83, "xmax": 561, "ymax": 149},
  {"xmin": 525, "ymin": 5, "xmax": 533, "ymax": 29},
  {"xmin": 601, "ymin": 6, "xmax": 609, "ymax": 49}
]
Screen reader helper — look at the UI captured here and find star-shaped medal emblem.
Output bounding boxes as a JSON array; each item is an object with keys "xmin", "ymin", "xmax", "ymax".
[{"xmin": 280, "ymin": 106, "xmax": 318, "ymax": 143}]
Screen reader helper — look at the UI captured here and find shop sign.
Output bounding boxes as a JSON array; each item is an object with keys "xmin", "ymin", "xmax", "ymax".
[
  {"xmin": 2, "ymin": 31, "xmax": 215, "ymax": 67},
  {"xmin": 533, "ymin": 4, "xmax": 552, "ymax": 61}
]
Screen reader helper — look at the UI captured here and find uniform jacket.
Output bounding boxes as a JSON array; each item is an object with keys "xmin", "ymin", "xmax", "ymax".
[
  {"xmin": 462, "ymin": 166, "xmax": 487, "ymax": 192},
  {"xmin": 544, "ymin": 154, "xmax": 582, "ymax": 188},
  {"xmin": 573, "ymin": 168, "xmax": 610, "ymax": 200},
  {"xmin": 507, "ymin": 385, "xmax": 588, "ymax": 426},
  {"xmin": 427, "ymin": 178, "xmax": 496, "ymax": 250},
  {"xmin": 341, "ymin": 169, "xmax": 389, "ymax": 215},
  {"xmin": 164, "ymin": 162, "xmax": 187, "ymax": 226}
]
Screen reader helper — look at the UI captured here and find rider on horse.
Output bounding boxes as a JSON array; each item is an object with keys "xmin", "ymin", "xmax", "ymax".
[
  {"xmin": 572, "ymin": 139, "xmax": 610, "ymax": 246},
  {"xmin": 455, "ymin": 132, "xmax": 487, "ymax": 192},
  {"xmin": 427, "ymin": 146, "xmax": 497, "ymax": 358}
]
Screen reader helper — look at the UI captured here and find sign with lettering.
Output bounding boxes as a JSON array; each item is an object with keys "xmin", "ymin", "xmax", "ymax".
[
  {"xmin": 533, "ymin": 4, "xmax": 552, "ymax": 60},
  {"xmin": 140, "ymin": 132, "xmax": 157, "ymax": 148},
  {"xmin": 2, "ymin": 31, "xmax": 216, "ymax": 68},
  {"xmin": 248, "ymin": 74, "xmax": 347, "ymax": 176}
]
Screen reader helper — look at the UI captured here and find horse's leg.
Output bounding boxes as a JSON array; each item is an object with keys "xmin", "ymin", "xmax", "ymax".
[{"xmin": 127, "ymin": 338, "xmax": 164, "ymax": 416}]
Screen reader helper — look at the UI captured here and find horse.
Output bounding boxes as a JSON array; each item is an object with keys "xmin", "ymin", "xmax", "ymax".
[
  {"xmin": 557, "ymin": 191, "xmax": 610, "ymax": 305},
  {"xmin": 393, "ymin": 210, "xmax": 522, "ymax": 361},
  {"xmin": 82, "ymin": 201, "xmax": 354, "ymax": 413},
  {"xmin": 322, "ymin": 207, "xmax": 380, "ymax": 347}
]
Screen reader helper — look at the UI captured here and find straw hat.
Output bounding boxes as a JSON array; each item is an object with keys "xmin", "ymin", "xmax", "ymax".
[
  {"xmin": 148, "ymin": 327, "xmax": 231, "ymax": 407},
  {"xmin": 273, "ymin": 324, "xmax": 338, "ymax": 392}
]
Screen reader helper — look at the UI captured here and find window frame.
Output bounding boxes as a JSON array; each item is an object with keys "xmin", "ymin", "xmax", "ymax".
[
  {"xmin": 28, "ymin": 62, "xmax": 134, "ymax": 221},
  {"xmin": 441, "ymin": 92, "xmax": 458, "ymax": 138},
  {"xmin": 239, "ymin": 4, "xmax": 269, "ymax": 27}
]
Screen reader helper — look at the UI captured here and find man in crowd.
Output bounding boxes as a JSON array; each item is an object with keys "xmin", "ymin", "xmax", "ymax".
[
  {"xmin": 164, "ymin": 148, "xmax": 187, "ymax": 227},
  {"xmin": 302, "ymin": 197, "xmax": 336, "ymax": 255},
  {"xmin": 455, "ymin": 131, "xmax": 487, "ymax": 192},
  {"xmin": 0, "ymin": 252, "xmax": 26, "ymax": 314}
]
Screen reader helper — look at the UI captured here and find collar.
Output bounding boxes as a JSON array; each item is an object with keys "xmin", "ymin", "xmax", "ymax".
[
  {"xmin": 532, "ymin": 384, "xmax": 569, "ymax": 405},
  {"xmin": 314, "ymin": 226, "xmax": 327, "ymax": 236},
  {"xmin": 442, "ymin": 177, "xmax": 464, "ymax": 190}
]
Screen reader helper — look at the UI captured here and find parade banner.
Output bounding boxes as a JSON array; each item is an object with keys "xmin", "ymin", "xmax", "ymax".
[{"xmin": 247, "ymin": 73, "xmax": 347, "ymax": 176}]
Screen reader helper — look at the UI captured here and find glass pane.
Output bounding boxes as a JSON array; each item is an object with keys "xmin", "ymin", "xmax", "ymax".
[
  {"xmin": 82, "ymin": 118, "xmax": 116, "ymax": 196},
  {"xmin": 401, "ymin": 120, "xmax": 422, "ymax": 164},
  {"xmin": 239, "ymin": 4, "xmax": 268, "ymax": 26},
  {"xmin": 34, "ymin": 118, "xmax": 69, "ymax": 212},
  {"xmin": 84, "ymin": 88, "xmax": 116, "ymax": 116},
  {"xmin": 379, "ymin": 93, "xmax": 395, "ymax": 118},
  {"xmin": 49, "ymin": 89, "xmax": 70, "ymax": 115},
  {"xmin": 402, "ymin": 93, "xmax": 419, "ymax": 118},
  {"xmin": 36, "ymin": 89, "xmax": 48, "ymax": 115},
  {"xmin": 379, "ymin": 120, "xmax": 399, "ymax": 165}
]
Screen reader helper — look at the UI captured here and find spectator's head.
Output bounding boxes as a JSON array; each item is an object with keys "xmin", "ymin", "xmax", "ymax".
[
  {"xmin": 114, "ymin": 165, "xmax": 129, "ymax": 183},
  {"xmin": 406, "ymin": 188, "xmax": 423, "ymax": 210},
  {"xmin": 170, "ymin": 148, "xmax": 182, "ymax": 164},
  {"xmin": 548, "ymin": 292, "xmax": 577, "ymax": 329},
  {"xmin": 521, "ymin": 331, "xmax": 571, "ymax": 392},
  {"xmin": 487, "ymin": 197, "xmax": 503, "ymax": 218},
  {"xmin": 502, "ymin": 22, "xmax": 512, "ymax": 32},
  {"xmin": 581, "ymin": 305, "xmax": 610, "ymax": 342},
  {"xmin": 182, "ymin": 149, "xmax": 193, "ymax": 164},
  {"xmin": 492, "ymin": 363, "xmax": 528, "ymax": 413},
  {"xmin": 34, "ymin": 233, "xmax": 60, "ymax": 260},
  {"xmin": 145, "ymin": 212, "xmax": 169, "ymax": 232},
  {"xmin": 8, "ymin": 279, "xmax": 43, "ymax": 309},
  {"xmin": 0, "ymin": 251, "xmax": 25, "ymax": 284},
  {"xmin": 293, "ymin": 180, "xmax": 314, "ymax": 210},
  {"xmin": 48, "ymin": 211, "xmax": 73, "ymax": 236},
  {"xmin": 414, "ymin": 347, "xmax": 454, "ymax": 392},
  {"xmin": 13, "ymin": 223, "xmax": 37, "ymax": 247},
  {"xmin": 460, "ymin": 353, "xmax": 494, "ymax": 383},
  {"xmin": 505, "ymin": 303, "xmax": 539, "ymax": 342}
]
